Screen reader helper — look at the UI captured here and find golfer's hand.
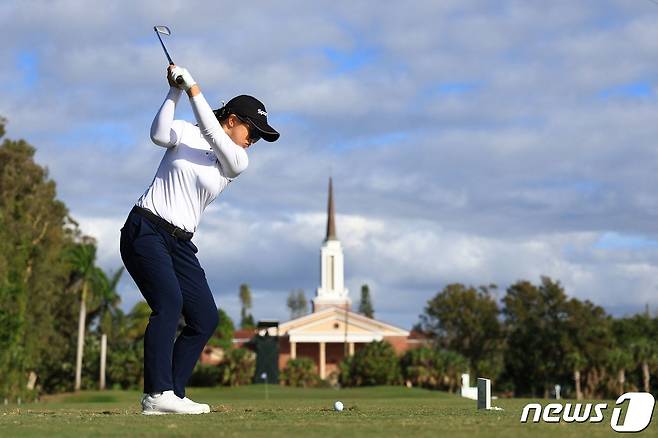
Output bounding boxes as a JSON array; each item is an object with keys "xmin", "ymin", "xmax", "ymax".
[
  {"xmin": 170, "ymin": 66, "xmax": 196, "ymax": 91},
  {"xmin": 167, "ymin": 65, "xmax": 178, "ymax": 88}
]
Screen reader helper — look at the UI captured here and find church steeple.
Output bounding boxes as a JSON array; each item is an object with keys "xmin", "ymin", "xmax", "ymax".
[
  {"xmin": 313, "ymin": 177, "xmax": 350, "ymax": 312},
  {"xmin": 325, "ymin": 177, "xmax": 337, "ymax": 241}
]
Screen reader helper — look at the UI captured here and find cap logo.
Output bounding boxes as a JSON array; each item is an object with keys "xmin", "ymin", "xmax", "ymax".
[{"xmin": 257, "ymin": 109, "xmax": 267, "ymax": 117}]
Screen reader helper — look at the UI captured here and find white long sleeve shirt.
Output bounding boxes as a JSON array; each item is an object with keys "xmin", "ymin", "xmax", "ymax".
[{"xmin": 136, "ymin": 87, "xmax": 248, "ymax": 233}]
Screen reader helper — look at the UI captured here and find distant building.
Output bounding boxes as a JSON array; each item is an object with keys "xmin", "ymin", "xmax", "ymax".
[
  {"xmin": 223, "ymin": 178, "xmax": 426, "ymax": 376},
  {"xmin": 273, "ymin": 178, "xmax": 425, "ymax": 379}
]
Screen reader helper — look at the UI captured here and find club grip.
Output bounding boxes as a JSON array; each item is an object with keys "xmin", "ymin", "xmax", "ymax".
[{"xmin": 167, "ymin": 62, "xmax": 182, "ymax": 84}]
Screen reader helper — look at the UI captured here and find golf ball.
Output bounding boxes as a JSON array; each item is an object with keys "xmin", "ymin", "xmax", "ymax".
[{"xmin": 334, "ymin": 401, "xmax": 344, "ymax": 412}]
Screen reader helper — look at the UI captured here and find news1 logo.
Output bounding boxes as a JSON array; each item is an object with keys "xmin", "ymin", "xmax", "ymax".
[{"xmin": 520, "ymin": 392, "xmax": 655, "ymax": 433}]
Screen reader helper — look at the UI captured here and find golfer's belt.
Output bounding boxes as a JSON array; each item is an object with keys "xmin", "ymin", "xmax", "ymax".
[{"xmin": 132, "ymin": 206, "xmax": 194, "ymax": 241}]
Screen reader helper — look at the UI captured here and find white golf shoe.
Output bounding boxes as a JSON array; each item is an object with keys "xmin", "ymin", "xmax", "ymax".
[
  {"xmin": 181, "ymin": 396, "xmax": 211, "ymax": 413},
  {"xmin": 141, "ymin": 390, "xmax": 208, "ymax": 415}
]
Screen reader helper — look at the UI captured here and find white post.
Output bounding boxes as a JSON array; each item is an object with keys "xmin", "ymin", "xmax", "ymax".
[
  {"xmin": 26, "ymin": 372, "xmax": 37, "ymax": 390},
  {"xmin": 290, "ymin": 341, "xmax": 296, "ymax": 360},
  {"xmin": 100, "ymin": 334, "xmax": 107, "ymax": 390},
  {"xmin": 319, "ymin": 342, "xmax": 326, "ymax": 379},
  {"xmin": 477, "ymin": 378, "xmax": 491, "ymax": 410},
  {"xmin": 75, "ymin": 297, "xmax": 86, "ymax": 391},
  {"xmin": 555, "ymin": 384, "xmax": 561, "ymax": 400}
]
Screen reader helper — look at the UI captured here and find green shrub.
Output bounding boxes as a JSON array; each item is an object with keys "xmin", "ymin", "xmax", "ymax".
[
  {"xmin": 400, "ymin": 347, "xmax": 467, "ymax": 392},
  {"xmin": 207, "ymin": 308, "xmax": 234, "ymax": 350},
  {"xmin": 338, "ymin": 356, "xmax": 354, "ymax": 387},
  {"xmin": 206, "ymin": 337, "xmax": 232, "ymax": 350},
  {"xmin": 281, "ymin": 358, "xmax": 320, "ymax": 387},
  {"xmin": 188, "ymin": 364, "xmax": 221, "ymax": 387},
  {"xmin": 339, "ymin": 341, "xmax": 401, "ymax": 386},
  {"xmin": 106, "ymin": 341, "xmax": 143, "ymax": 389},
  {"xmin": 218, "ymin": 348, "xmax": 256, "ymax": 386}
]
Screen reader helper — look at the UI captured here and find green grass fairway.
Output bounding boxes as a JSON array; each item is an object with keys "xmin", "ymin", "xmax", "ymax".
[{"xmin": 0, "ymin": 386, "xmax": 654, "ymax": 437}]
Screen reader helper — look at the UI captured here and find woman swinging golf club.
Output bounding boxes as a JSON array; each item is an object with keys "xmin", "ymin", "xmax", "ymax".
[{"xmin": 120, "ymin": 64, "xmax": 279, "ymax": 415}]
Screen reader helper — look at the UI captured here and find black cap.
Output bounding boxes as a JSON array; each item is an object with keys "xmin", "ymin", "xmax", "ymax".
[{"xmin": 215, "ymin": 95, "xmax": 280, "ymax": 142}]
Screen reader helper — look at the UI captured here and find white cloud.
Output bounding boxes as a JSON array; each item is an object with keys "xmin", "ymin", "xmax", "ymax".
[{"xmin": 4, "ymin": 0, "xmax": 658, "ymax": 327}]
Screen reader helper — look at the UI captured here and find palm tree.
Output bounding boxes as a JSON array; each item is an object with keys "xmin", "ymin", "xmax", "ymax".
[
  {"xmin": 126, "ymin": 301, "xmax": 152, "ymax": 341},
  {"xmin": 88, "ymin": 267, "xmax": 124, "ymax": 339},
  {"xmin": 440, "ymin": 350, "xmax": 469, "ymax": 393},
  {"xmin": 400, "ymin": 347, "xmax": 433, "ymax": 388},
  {"xmin": 632, "ymin": 339, "xmax": 656, "ymax": 393},
  {"xmin": 87, "ymin": 267, "xmax": 123, "ymax": 390},
  {"xmin": 606, "ymin": 347, "xmax": 633, "ymax": 396},
  {"xmin": 565, "ymin": 351, "xmax": 587, "ymax": 400},
  {"xmin": 66, "ymin": 242, "xmax": 99, "ymax": 391}
]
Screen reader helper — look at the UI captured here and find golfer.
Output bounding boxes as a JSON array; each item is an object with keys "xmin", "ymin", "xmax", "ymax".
[{"xmin": 120, "ymin": 65, "xmax": 279, "ymax": 415}]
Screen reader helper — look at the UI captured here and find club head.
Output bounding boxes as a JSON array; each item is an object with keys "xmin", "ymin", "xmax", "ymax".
[{"xmin": 153, "ymin": 25, "xmax": 171, "ymax": 36}]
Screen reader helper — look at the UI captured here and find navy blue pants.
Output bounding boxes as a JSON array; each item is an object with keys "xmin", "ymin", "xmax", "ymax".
[{"xmin": 120, "ymin": 208, "xmax": 218, "ymax": 398}]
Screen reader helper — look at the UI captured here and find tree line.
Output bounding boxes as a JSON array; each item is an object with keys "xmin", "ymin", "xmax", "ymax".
[
  {"xmin": 0, "ymin": 118, "xmax": 160, "ymax": 400},
  {"xmin": 417, "ymin": 279, "xmax": 658, "ymax": 399},
  {"xmin": 278, "ymin": 278, "xmax": 658, "ymax": 400}
]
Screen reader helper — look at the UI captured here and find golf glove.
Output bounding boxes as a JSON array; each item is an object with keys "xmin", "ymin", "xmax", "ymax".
[{"xmin": 171, "ymin": 66, "xmax": 196, "ymax": 91}]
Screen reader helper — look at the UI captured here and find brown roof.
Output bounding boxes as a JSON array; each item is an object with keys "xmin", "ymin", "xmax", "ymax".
[
  {"xmin": 408, "ymin": 330, "xmax": 431, "ymax": 340},
  {"xmin": 233, "ymin": 328, "xmax": 256, "ymax": 341}
]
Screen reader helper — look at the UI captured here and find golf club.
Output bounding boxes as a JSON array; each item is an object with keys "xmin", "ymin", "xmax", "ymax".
[{"xmin": 153, "ymin": 25, "xmax": 184, "ymax": 85}]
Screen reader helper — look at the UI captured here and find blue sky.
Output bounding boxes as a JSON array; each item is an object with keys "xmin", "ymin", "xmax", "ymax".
[
  {"xmin": 16, "ymin": 50, "xmax": 38, "ymax": 89},
  {"xmin": 3, "ymin": 0, "xmax": 658, "ymax": 328}
]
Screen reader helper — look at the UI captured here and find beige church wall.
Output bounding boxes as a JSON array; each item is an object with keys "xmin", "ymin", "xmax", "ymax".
[
  {"xmin": 301, "ymin": 320, "xmax": 372, "ymax": 335},
  {"xmin": 280, "ymin": 314, "xmax": 325, "ymax": 332}
]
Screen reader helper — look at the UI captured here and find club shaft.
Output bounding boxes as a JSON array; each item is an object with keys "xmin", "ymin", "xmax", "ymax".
[
  {"xmin": 155, "ymin": 32, "xmax": 174, "ymax": 65},
  {"xmin": 154, "ymin": 27, "xmax": 183, "ymax": 84}
]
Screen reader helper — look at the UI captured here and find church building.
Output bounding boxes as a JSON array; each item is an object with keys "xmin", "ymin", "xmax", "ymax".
[{"xmin": 274, "ymin": 178, "xmax": 422, "ymax": 379}]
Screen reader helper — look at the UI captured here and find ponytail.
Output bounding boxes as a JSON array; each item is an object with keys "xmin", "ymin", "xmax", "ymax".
[{"xmin": 213, "ymin": 105, "xmax": 231, "ymax": 125}]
